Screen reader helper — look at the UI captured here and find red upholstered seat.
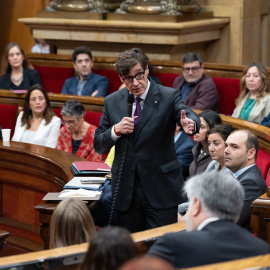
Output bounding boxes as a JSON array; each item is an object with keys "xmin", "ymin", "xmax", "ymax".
[
  {"xmin": 34, "ymin": 66, "xmax": 74, "ymax": 93},
  {"xmin": 212, "ymin": 77, "xmax": 240, "ymax": 116},
  {"xmin": 256, "ymin": 149, "xmax": 270, "ymax": 182},
  {"xmin": 0, "ymin": 104, "xmax": 18, "ymax": 137},
  {"xmin": 266, "ymin": 170, "xmax": 270, "ymax": 187},
  {"xmin": 92, "ymin": 69, "xmax": 122, "ymax": 96},
  {"xmin": 153, "ymin": 72, "xmax": 179, "ymax": 88}
]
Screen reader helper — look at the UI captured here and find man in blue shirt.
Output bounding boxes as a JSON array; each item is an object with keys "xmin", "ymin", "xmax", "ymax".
[{"xmin": 61, "ymin": 46, "xmax": 108, "ymax": 97}]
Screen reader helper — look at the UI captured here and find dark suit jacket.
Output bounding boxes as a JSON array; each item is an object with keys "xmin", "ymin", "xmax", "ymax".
[
  {"xmin": 94, "ymin": 79, "xmax": 200, "ymax": 211},
  {"xmin": 237, "ymin": 165, "xmax": 267, "ymax": 231},
  {"xmin": 189, "ymin": 143, "xmax": 212, "ymax": 178},
  {"xmin": 148, "ymin": 219, "xmax": 270, "ymax": 269},
  {"xmin": 175, "ymin": 132, "xmax": 195, "ymax": 180},
  {"xmin": 0, "ymin": 69, "xmax": 41, "ymax": 90},
  {"xmin": 172, "ymin": 74, "xmax": 219, "ymax": 112},
  {"xmin": 61, "ymin": 72, "xmax": 108, "ymax": 97}
]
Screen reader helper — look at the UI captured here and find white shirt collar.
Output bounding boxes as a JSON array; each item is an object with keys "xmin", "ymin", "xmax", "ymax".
[
  {"xmin": 232, "ymin": 164, "xmax": 255, "ymax": 178},
  {"xmin": 197, "ymin": 217, "xmax": 220, "ymax": 230},
  {"xmin": 138, "ymin": 79, "xmax": 150, "ymax": 101}
]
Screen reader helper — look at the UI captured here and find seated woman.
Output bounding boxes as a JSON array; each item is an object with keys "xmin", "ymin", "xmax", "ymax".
[
  {"xmin": 12, "ymin": 84, "xmax": 61, "ymax": 148},
  {"xmin": 205, "ymin": 124, "xmax": 235, "ymax": 173},
  {"xmin": 80, "ymin": 226, "xmax": 138, "ymax": 270},
  {"xmin": 189, "ymin": 110, "xmax": 222, "ymax": 178},
  {"xmin": 232, "ymin": 62, "xmax": 270, "ymax": 124},
  {"xmin": 50, "ymin": 198, "xmax": 96, "ymax": 248},
  {"xmin": 57, "ymin": 99, "xmax": 107, "ymax": 161},
  {"xmin": 0, "ymin": 42, "xmax": 41, "ymax": 90}
]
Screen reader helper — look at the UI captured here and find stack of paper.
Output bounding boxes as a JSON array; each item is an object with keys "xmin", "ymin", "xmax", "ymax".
[{"xmin": 59, "ymin": 189, "xmax": 101, "ymax": 198}]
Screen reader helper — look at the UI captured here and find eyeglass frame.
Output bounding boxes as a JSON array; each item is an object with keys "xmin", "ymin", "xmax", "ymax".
[
  {"xmin": 182, "ymin": 66, "xmax": 202, "ymax": 73},
  {"xmin": 121, "ymin": 71, "xmax": 145, "ymax": 84}
]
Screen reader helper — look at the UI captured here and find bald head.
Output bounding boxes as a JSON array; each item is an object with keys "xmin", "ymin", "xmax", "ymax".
[{"xmin": 224, "ymin": 130, "xmax": 258, "ymax": 173}]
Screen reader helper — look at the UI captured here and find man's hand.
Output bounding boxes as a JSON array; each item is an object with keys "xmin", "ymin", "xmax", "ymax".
[
  {"xmin": 114, "ymin": 116, "xmax": 138, "ymax": 135},
  {"xmin": 91, "ymin": 90, "xmax": 98, "ymax": 97},
  {"xmin": 181, "ymin": 110, "xmax": 195, "ymax": 135}
]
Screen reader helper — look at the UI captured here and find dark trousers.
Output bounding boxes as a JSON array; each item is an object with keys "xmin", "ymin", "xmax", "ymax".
[
  {"xmin": 117, "ymin": 177, "xmax": 178, "ymax": 233},
  {"xmin": 91, "ymin": 184, "xmax": 118, "ymax": 227}
]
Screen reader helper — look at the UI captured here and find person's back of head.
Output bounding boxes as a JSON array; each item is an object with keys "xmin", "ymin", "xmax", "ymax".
[
  {"xmin": 198, "ymin": 110, "xmax": 222, "ymax": 130},
  {"xmin": 120, "ymin": 256, "xmax": 176, "ymax": 270},
  {"xmin": 49, "ymin": 198, "xmax": 96, "ymax": 249},
  {"xmin": 81, "ymin": 226, "xmax": 138, "ymax": 270},
  {"xmin": 184, "ymin": 172, "xmax": 244, "ymax": 230}
]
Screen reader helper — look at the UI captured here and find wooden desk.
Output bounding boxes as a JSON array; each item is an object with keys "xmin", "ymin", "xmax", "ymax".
[
  {"xmin": 0, "ymin": 222, "xmax": 185, "ymax": 269},
  {"xmin": 0, "ymin": 141, "xmax": 85, "ymax": 253}
]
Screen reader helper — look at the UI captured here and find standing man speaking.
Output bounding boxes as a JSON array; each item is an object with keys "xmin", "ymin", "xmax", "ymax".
[{"xmin": 94, "ymin": 48, "xmax": 200, "ymax": 233}]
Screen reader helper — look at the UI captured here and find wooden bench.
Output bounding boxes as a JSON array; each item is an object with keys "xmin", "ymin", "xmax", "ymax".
[{"xmin": 0, "ymin": 141, "xmax": 86, "ymax": 254}]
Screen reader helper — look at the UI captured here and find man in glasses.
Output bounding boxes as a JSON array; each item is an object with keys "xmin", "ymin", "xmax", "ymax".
[
  {"xmin": 173, "ymin": 52, "xmax": 219, "ymax": 112},
  {"xmin": 94, "ymin": 48, "xmax": 200, "ymax": 233}
]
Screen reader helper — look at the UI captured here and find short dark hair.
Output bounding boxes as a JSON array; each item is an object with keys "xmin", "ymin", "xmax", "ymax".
[
  {"xmin": 183, "ymin": 52, "xmax": 203, "ymax": 66},
  {"xmin": 61, "ymin": 99, "xmax": 86, "ymax": 119},
  {"xmin": 115, "ymin": 48, "xmax": 149, "ymax": 77},
  {"xmin": 72, "ymin": 46, "xmax": 92, "ymax": 62},
  {"xmin": 245, "ymin": 130, "xmax": 259, "ymax": 160},
  {"xmin": 81, "ymin": 226, "xmax": 138, "ymax": 270},
  {"xmin": 198, "ymin": 110, "xmax": 222, "ymax": 130},
  {"xmin": 208, "ymin": 124, "xmax": 235, "ymax": 142}
]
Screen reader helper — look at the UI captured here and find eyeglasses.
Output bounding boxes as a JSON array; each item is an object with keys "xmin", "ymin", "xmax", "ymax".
[
  {"xmin": 182, "ymin": 66, "xmax": 201, "ymax": 73},
  {"xmin": 121, "ymin": 71, "xmax": 145, "ymax": 83}
]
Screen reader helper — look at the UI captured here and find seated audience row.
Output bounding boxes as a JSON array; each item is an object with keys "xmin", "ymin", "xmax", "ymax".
[
  {"xmin": 50, "ymin": 174, "xmax": 270, "ymax": 270},
  {"xmin": 10, "ymin": 85, "xmax": 105, "ymax": 161},
  {"xmin": 180, "ymin": 128, "xmax": 267, "ymax": 233},
  {"xmin": 50, "ymin": 199, "xmax": 138, "ymax": 270},
  {"xmin": 1, "ymin": 42, "xmax": 270, "ymax": 126},
  {"xmin": 149, "ymin": 172, "xmax": 270, "ymax": 269}
]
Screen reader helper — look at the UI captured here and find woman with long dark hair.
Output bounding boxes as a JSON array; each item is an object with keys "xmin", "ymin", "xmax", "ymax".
[{"xmin": 12, "ymin": 84, "xmax": 61, "ymax": 148}]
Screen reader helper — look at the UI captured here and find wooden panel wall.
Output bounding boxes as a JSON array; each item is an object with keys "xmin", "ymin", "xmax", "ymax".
[{"xmin": 0, "ymin": 0, "xmax": 49, "ymax": 72}]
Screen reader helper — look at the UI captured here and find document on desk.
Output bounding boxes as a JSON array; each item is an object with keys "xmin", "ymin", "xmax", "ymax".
[
  {"xmin": 42, "ymin": 190, "xmax": 101, "ymax": 201},
  {"xmin": 64, "ymin": 177, "xmax": 110, "ymax": 191}
]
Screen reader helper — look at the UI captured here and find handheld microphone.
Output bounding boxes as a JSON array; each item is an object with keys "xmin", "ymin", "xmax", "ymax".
[{"xmin": 128, "ymin": 94, "xmax": 134, "ymax": 117}]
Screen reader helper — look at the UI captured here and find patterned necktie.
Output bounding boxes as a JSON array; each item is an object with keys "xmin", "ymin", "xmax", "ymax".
[{"xmin": 134, "ymin": 97, "xmax": 142, "ymax": 131}]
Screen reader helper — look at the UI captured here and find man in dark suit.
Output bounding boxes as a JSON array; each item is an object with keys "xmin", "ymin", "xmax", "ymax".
[
  {"xmin": 224, "ymin": 129, "xmax": 267, "ymax": 231},
  {"xmin": 172, "ymin": 52, "xmax": 219, "ymax": 112},
  {"xmin": 61, "ymin": 46, "xmax": 108, "ymax": 97},
  {"xmin": 148, "ymin": 172, "xmax": 270, "ymax": 269},
  {"xmin": 174, "ymin": 124, "xmax": 195, "ymax": 180},
  {"xmin": 94, "ymin": 48, "xmax": 200, "ymax": 233}
]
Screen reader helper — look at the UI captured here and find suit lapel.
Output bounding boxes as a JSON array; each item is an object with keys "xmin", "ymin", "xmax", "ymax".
[
  {"xmin": 118, "ymin": 88, "xmax": 129, "ymax": 121},
  {"xmin": 134, "ymin": 82, "xmax": 160, "ymax": 140}
]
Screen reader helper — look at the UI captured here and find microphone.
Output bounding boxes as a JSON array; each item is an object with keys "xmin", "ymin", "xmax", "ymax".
[{"xmin": 127, "ymin": 94, "xmax": 134, "ymax": 117}]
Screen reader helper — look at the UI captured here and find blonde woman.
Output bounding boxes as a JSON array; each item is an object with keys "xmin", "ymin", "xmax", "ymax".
[
  {"xmin": 49, "ymin": 198, "xmax": 96, "ymax": 249},
  {"xmin": 232, "ymin": 62, "xmax": 270, "ymax": 124}
]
